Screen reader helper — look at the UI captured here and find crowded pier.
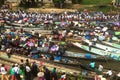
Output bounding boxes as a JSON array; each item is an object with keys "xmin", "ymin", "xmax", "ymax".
[{"xmin": 0, "ymin": 2, "xmax": 120, "ymax": 80}]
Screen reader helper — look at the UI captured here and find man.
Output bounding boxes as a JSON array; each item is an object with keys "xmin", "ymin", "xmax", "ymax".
[
  {"xmin": 106, "ymin": 69, "xmax": 113, "ymax": 78},
  {"xmin": 13, "ymin": 64, "xmax": 21, "ymax": 80},
  {"xmin": 0, "ymin": 64, "xmax": 9, "ymax": 80},
  {"xmin": 88, "ymin": 41, "xmax": 92, "ymax": 51},
  {"xmin": 98, "ymin": 64, "xmax": 103, "ymax": 74},
  {"xmin": 6, "ymin": 47, "xmax": 12, "ymax": 58}
]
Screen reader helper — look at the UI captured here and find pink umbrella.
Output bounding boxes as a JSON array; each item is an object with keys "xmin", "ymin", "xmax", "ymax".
[
  {"xmin": 27, "ymin": 42, "xmax": 34, "ymax": 47},
  {"xmin": 23, "ymin": 18, "xmax": 28, "ymax": 21},
  {"xmin": 44, "ymin": 21, "xmax": 49, "ymax": 23},
  {"xmin": 0, "ymin": 20, "xmax": 5, "ymax": 23},
  {"xmin": 50, "ymin": 46, "xmax": 57, "ymax": 52}
]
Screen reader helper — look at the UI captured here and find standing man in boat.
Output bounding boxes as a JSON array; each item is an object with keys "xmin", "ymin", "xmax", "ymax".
[{"xmin": 88, "ymin": 41, "xmax": 92, "ymax": 51}]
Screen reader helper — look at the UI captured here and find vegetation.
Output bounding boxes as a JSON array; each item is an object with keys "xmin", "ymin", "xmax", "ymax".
[
  {"xmin": 0, "ymin": 0, "xmax": 5, "ymax": 7},
  {"xmin": 80, "ymin": 0, "xmax": 112, "ymax": 5},
  {"xmin": 19, "ymin": 0, "xmax": 40, "ymax": 7},
  {"xmin": 52, "ymin": 0, "xmax": 65, "ymax": 8},
  {"xmin": 78, "ymin": 5, "xmax": 120, "ymax": 14},
  {"xmin": 71, "ymin": 0, "xmax": 82, "ymax": 4}
]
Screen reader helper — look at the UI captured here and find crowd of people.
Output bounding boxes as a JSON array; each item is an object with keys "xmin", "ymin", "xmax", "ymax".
[
  {"xmin": 0, "ymin": 4, "xmax": 120, "ymax": 80},
  {"xmin": 0, "ymin": 59, "xmax": 67, "ymax": 80}
]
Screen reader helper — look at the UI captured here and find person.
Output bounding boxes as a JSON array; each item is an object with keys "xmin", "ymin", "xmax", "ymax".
[
  {"xmin": 25, "ymin": 64, "xmax": 31, "ymax": 80},
  {"xmin": 6, "ymin": 47, "xmax": 12, "ymax": 58},
  {"xmin": 60, "ymin": 72, "xmax": 66, "ymax": 80},
  {"xmin": 43, "ymin": 66, "xmax": 51, "ymax": 80},
  {"xmin": 31, "ymin": 61, "xmax": 39, "ymax": 78},
  {"xmin": 104, "ymin": 48, "xmax": 109, "ymax": 56},
  {"xmin": 106, "ymin": 69, "xmax": 113, "ymax": 78},
  {"xmin": 89, "ymin": 61, "xmax": 95, "ymax": 69},
  {"xmin": 98, "ymin": 64, "xmax": 103, "ymax": 75},
  {"xmin": 51, "ymin": 68, "xmax": 58, "ymax": 80},
  {"xmin": 0, "ymin": 64, "xmax": 9, "ymax": 80},
  {"xmin": 37, "ymin": 71, "xmax": 45, "ymax": 80},
  {"xmin": 9, "ymin": 64, "xmax": 15, "ymax": 80},
  {"xmin": 93, "ymin": 37, "xmax": 97, "ymax": 45},
  {"xmin": 88, "ymin": 41, "xmax": 92, "ymax": 51},
  {"xmin": 13, "ymin": 64, "xmax": 21, "ymax": 80}
]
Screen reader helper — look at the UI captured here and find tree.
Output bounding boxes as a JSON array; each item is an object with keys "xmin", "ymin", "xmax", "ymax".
[
  {"xmin": 0, "ymin": 0, "xmax": 6, "ymax": 6},
  {"xmin": 20, "ymin": 0, "xmax": 39, "ymax": 7},
  {"xmin": 53, "ymin": 0, "xmax": 65, "ymax": 8},
  {"xmin": 71, "ymin": 0, "xmax": 82, "ymax": 4}
]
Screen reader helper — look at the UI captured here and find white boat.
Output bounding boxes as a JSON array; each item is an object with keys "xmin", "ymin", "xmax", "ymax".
[
  {"xmin": 72, "ymin": 42, "xmax": 107, "ymax": 56},
  {"xmin": 72, "ymin": 42, "xmax": 120, "ymax": 60},
  {"xmin": 83, "ymin": 39, "xmax": 120, "ymax": 54}
]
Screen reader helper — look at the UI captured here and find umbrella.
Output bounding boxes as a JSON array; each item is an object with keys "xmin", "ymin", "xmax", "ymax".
[
  {"xmin": 23, "ymin": 18, "xmax": 28, "ymax": 21},
  {"xmin": 112, "ymin": 36, "xmax": 118, "ymax": 41},
  {"xmin": 0, "ymin": 20, "xmax": 5, "ymax": 23},
  {"xmin": 61, "ymin": 22, "xmax": 66, "ymax": 26},
  {"xmin": 85, "ymin": 35, "xmax": 91, "ymax": 40},
  {"xmin": 50, "ymin": 46, "xmax": 57, "ymax": 52},
  {"xmin": 61, "ymin": 41, "xmax": 66, "ymax": 45},
  {"xmin": 98, "ymin": 36, "xmax": 105, "ymax": 41},
  {"xmin": 27, "ymin": 42, "xmax": 34, "ymax": 47},
  {"xmin": 113, "ymin": 22, "xmax": 120, "ymax": 27},
  {"xmin": 115, "ymin": 32, "xmax": 120, "ymax": 35},
  {"xmin": 37, "ymin": 72, "xmax": 44, "ymax": 77},
  {"xmin": 44, "ymin": 21, "xmax": 49, "ymax": 24}
]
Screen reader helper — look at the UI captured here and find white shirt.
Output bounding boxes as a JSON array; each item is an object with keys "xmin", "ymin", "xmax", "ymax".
[
  {"xmin": 26, "ymin": 66, "xmax": 31, "ymax": 72},
  {"xmin": 106, "ymin": 70, "xmax": 112, "ymax": 76},
  {"xmin": 13, "ymin": 67, "xmax": 20, "ymax": 74},
  {"xmin": 0, "ymin": 67, "xmax": 7, "ymax": 74}
]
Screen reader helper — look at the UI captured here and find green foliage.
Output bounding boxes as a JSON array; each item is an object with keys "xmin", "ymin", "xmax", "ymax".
[
  {"xmin": 72, "ymin": 0, "xmax": 82, "ymax": 4},
  {"xmin": 52, "ymin": 0, "xmax": 66, "ymax": 8},
  {"xmin": 78, "ymin": 5, "xmax": 120, "ymax": 14},
  {"xmin": 81, "ymin": 0, "xmax": 112, "ymax": 5},
  {"xmin": 0, "ymin": 0, "xmax": 5, "ymax": 7}
]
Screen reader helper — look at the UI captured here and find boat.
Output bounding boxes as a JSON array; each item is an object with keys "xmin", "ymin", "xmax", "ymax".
[
  {"xmin": 102, "ymin": 41, "xmax": 120, "ymax": 49},
  {"xmin": 83, "ymin": 39, "xmax": 120, "ymax": 54},
  {"xmin": 72, "ymin": 42, "xmax": 120, "ymax": 60}
]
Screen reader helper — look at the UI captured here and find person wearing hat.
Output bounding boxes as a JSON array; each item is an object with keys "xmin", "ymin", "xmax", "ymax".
[
  {"xmin": 13, "ymin": 63, "xmax": 21, "ymax": 80},
  {"xmin": 37, "ymin": 71, "xmax": 45, "ymax": 80}
]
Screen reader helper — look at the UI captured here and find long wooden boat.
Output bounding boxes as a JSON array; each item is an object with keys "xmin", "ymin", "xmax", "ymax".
[
  {"xmin": 102, "ymin": 41, "xmax": 120, "ymax": 49},
  {"xmin": 72, "ymin": 42, "xmax": 120, "ymax": 60},
  {"xmin": 72, "ymin": 42, "xmax": 107, "ymax": 56},
  {"xmin": 83, "ymin": 39, "xmax": 120, "ymax": 54}
]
